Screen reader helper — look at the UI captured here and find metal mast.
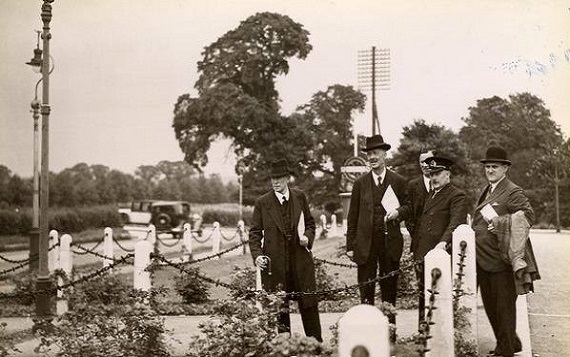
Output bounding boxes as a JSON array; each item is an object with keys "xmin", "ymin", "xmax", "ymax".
[{"xmin": 358, "ymin": 47, "xmax": 391, "ymax": 135}]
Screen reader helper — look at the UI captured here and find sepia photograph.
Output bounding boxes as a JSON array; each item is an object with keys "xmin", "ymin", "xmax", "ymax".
[{"xmin": 1, "ymin": 1, "xmax": 568, "ymax": 356}]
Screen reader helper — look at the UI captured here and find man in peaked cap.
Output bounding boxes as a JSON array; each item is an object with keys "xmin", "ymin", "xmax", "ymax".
[
  {"xmin": 412, "ymin": 154, "xmax": 467, "ymax": 328},
  {"xmin": 346, "ymin": 135, "xmax": 410, "ymax": 340},
  {"xmin": 248, "ymin": 158, "xmax": 322, "ymax": 342},
  {"xmin": 473, "ymin": 146, "xmax": 536, "ymax": 357}
]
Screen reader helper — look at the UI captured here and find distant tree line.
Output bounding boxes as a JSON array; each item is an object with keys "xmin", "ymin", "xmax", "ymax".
[{"xmin": 0, "ymin": 160, "xmax": 238, "ymax": 208}]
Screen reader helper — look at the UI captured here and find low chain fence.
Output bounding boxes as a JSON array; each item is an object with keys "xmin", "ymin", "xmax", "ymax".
[{"xmin": 0, "ymin": 222, "xmax": 479, "ymax": 356}]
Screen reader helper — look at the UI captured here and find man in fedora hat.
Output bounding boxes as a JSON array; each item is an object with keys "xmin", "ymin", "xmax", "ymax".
[
  {"xmin": 249, "ymin": 158, "xmax": 322, "ymax": 342},
  {"xmin": 412, "ymin": 155, "xmax": 466, "ymax": 327},
  {"xmin": 473, "ymin": 146, "xmax": 535, "ymax": 357},
  {"xmin": 346, "ymin": 134, "xmax": 410, "ymax": 337}
]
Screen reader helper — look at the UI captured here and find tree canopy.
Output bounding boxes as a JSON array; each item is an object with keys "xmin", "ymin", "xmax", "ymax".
[{"xmin": 173, "ymin": 12, "xmax": 365, "ymax": 207}]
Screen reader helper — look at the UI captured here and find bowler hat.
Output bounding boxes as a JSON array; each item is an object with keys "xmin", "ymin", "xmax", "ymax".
[
  {"xmin": 362, "ymin": 135, "xmax": 391, "ymax": 152},
  {"xmin": 423, "ymin": 156, "xmax": 453, "ymax": 173},
  {"xmin": 480, "ymin": 146, "xmax": 511, "ymax": 166},
  {"xmin": 269, "ymin": 159, "xmax": 291, "ymax": 178}
]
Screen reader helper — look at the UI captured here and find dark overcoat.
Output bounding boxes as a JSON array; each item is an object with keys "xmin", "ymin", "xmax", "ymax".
[
  {"xmin": 249, "ymin": 188, "xmax": 317, "ymax": 307},
  {"xmin": 405, "ymin": 176, "xmax": 430, "ymax": 252},
  {"xmin": 346, "ymin": 170, "xmax": 409, "ymax": 265},
  {"xmin": 413, "ymin": 183, "xmax": 467, "ymax": 259},
  {"xmin": 473, "ymin": 178, "xmax": 534, "ymax": 272}
]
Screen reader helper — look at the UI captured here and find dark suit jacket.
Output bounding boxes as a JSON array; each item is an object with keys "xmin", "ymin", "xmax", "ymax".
[
  {"xmin": 346, "ymin": 170, "xmax": 409, "ymax": 265},
  {"xmin": 473, "ymin": 177, "xmax": 534, "ymax": 272},
  {"xmin": 413, "ymin": 183, "xmax": 467, "ymax": 259},
  {"xmin": 249, "ymin": 187, "xmax": 317, "ymax": 306},
  {"xmin": 406, "ymin": 176, "xmax": 430, "ymax": 251}
]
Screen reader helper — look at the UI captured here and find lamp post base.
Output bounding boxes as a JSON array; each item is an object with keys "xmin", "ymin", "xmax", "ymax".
[
  {"xmin": 35, "ymin": 276, "xmax": 54, "ymax": 318},
  {"xmin": 29, "ymin": 228, "xmax": 39, "ymax": 271}
]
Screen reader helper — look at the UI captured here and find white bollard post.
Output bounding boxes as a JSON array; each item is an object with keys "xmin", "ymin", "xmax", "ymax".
[
  {"xmin": 103, "ymin": 227, "xmax": 114, "ymax": 268},
  {"xmin": 133, "ymin": 240, "xmax": 153, "ymax": 292},
  {"xmin": 211, "ymin": 222, "xmax": 221, "ymax": 258},
  {"xmin": 237, "ymin": 220, "xmax": 248, "ymax": 255},
  {"xmin": 48, "ymin": 229, "xmax": 59, "ymax": 274},
  {"xmin": 57, "ymin": 234, "xmax": 72, "ymax": 315},
  {"xmin": 329, "ymin": 214, "xmax": 340, "ymax": 237},
  {"xmin": 192, "ymin": 213, "xmax": 203, "ymax": 232},
  {"xmin": 338, "ymin": 304, "xmax": 390, "ymax": 357},
  {"xmin": 59, "ymin": 234, "xmax": 73, "ymax": 275},
  {"xmin": 182, "ymin": 223, "xmax": 193, "ymax": 262},
  {"xmin": 318, "ymin": 214, "xmax": 327, "ymax": 239},
  {"xmin": 424, "ymin": 249, "xmax": 454, "ymax": 357},
  {"xmin": 147, "ymin": 224, "xmax": 157, "ymax": 252},
  {"xmin": 452, "ymin": 224, "xmax": 478, "ymax": 351}
]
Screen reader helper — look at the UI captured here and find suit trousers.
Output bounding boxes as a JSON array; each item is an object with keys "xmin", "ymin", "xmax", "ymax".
[
  {"xmin": 477, "ymin": 266, "xmax": 521, "ymax": 356},
  {"xmin": 415, "ymin": 262, "xmax": 425, "ymax": 325},
  {"xmin": 357, "ymin": 230, "xmax": 399, "ymax": 324},
  {"xmin": 278, "ymin": 300, "xmax": 322, "ymax": 342}
]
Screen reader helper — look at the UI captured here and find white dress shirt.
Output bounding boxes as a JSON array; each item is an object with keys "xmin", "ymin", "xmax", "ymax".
[
  {"xmin": 371, "ymin": 168, "xmax": 386, "ymax": 186},
  {"xmin": 274, "ymin": 189, "xmax": 290, "ymax": 204}
]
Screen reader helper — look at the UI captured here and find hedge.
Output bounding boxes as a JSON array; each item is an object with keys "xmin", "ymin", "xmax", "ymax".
[{"xmin": 0, "ymin": 205, "xmax": 122, "ymax": 236}]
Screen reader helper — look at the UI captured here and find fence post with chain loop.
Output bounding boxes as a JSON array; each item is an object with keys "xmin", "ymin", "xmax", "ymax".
[
  {"xmin": 211, "ymin": 222, "xmax": 221, "ymax": 258},
  {"xmin": 103, "ymin": 227, "xmax": 114, "ymax": 268},
  {"xmin": 182, "ymin": 223, "xmax": 193, "ymax": 262},
  {"xmin": 56, "ymin": 234, "xmax": 72, "ymax": 315},
  {"xmin": 423, "ymin": 249, "xmax": 453, "ymax": 356},
  {"xmin": 338, "ymin": 304, "xmax": 390, "ymax": 357},
  {"xmin": 48, "ymin": 229, "xmax": 59, "ymax": 274},
  {"xmin": 318, "ymin": 214, "xmax": 327, "ymax": 240},
  {"xmin": 134, "ymin": 239, "xmax": 152, "ymax": 292},
  {"xmin": 452, "ymin": 224, "xmax": 478, "ymax": 352},
  {"xmin": 329, "ymin": 214, "xmax": 341, "ymax": 238},
  {"xmin": 237, "ymin": 220, "xmax": 247, "ymax": 255}
]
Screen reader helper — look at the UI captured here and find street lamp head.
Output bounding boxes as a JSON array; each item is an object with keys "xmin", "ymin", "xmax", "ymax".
[
  {"xmin": 26, "ymin": 48, "xmax": 43, "ymax": 73},
  {"xmin": 26, "ymin": 31, "xmax": 43, "ymax": 73}
]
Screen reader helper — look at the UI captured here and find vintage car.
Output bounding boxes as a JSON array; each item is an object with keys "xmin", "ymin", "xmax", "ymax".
[{"xmin": 119, "ymin": 200, "xmax": 200, "ymax": 237}]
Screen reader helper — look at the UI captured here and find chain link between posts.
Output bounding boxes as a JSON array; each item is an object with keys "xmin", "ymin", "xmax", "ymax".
[
  {"xmin": 0, "ymin": 253, "xmax": 134, "ymax": 301},
  {"xmin": 0, "ymin": 226, "xmax": 423, "ymax": 310}
]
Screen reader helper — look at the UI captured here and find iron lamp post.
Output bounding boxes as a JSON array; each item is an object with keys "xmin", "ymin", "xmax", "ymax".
[{"xmin": 26, "ymin": 0, "xmax": 55, "ymax": 318}]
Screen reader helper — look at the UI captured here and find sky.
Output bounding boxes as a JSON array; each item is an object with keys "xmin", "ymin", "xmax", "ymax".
[{"xmin": 1, "ymin": 0, "xmax": 569, "ymax": 182}]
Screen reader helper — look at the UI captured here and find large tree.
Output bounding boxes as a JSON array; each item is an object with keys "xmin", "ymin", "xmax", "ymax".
[
  {"xmin": 173, "ymin": 12, "xmax": 312, "ymax": 172},
  {"xmin": 173, "ymin": 12, "xmax": 364, "ymax": 207},
  {"xmin": 293, "ymin": 84, "xmax": 366, "ymax": 208}
]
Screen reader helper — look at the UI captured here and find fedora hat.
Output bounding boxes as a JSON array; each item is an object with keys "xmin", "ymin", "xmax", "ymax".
[
  {"xmin": 423, "ymin": 156, "xmax": 454, "ymax": 173},
  {"xmin": 480, "ymin": 146, "xmax": 511, "ymax": 166},
  {"xmin": 362, "ymin": 134, "xmax": 391, "ymax": 152},
  {"xmin": 269, "ymin": 159, "xmax": 291, "ymax": 178}
]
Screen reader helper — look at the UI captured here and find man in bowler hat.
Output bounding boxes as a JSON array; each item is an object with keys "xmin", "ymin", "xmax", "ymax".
[
  {"xmin": 346, "ymin": 135, "xmax": 409, "ymax": 336},
  {"xmin": 473, "ymin": 146, "xmax": 534, "ymax": 356},
  {"xmin": 249, "ymin": 158, "xmax": 322, "ymax": 342},
  {"xmin": 412, "ymin": 155, "xmax": 466, "ymax": 326}
]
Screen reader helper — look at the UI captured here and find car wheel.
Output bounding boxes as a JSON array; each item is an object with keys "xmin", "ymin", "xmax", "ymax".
[{"xmin": 155, "ymin": 213, "xmax": 171, "ymax": 229}]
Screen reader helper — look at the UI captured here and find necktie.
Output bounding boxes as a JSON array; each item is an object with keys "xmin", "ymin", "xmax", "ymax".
[
  {"xmin": 282, "ymin": 197, "xmax": 288, "ymax": 205},
  {"xmin": 378, "ymin": 177, "xmax": 383, "ymax": 188},
  {"xmin": 486, "ymin": 186, "xmax": 493, "ymax": 200}
]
